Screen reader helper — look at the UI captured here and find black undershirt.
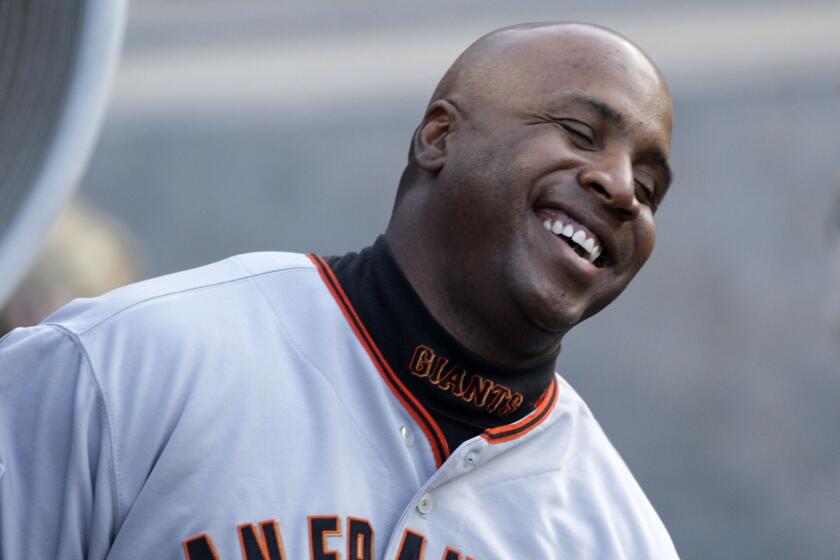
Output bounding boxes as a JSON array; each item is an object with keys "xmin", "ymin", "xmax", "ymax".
[{"xmin": 326, "ymin": 236, "xmax": 556, "ymax": 456}]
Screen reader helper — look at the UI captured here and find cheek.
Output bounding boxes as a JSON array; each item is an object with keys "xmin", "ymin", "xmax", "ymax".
[
  {"xmin": 451, "ymin": 139, "xmax": 531, "ymax": 208},
  {"xmin": 635, "ymin": 217, "xmax": 657, "ymax": 265},
  {"xmin": 513, "ymin": 131, "xmax": 578, "ymax": 174}
]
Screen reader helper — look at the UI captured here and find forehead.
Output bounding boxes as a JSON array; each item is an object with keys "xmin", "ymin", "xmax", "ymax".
[{"xmin": 487, "ymin": 30, "xmax": 673, "ymax": 147}]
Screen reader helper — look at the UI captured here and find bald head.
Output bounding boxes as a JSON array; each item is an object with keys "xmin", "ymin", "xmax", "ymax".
[{"xmin": 429, "ymin": 22, "xmax": 669, "ymax": 117}]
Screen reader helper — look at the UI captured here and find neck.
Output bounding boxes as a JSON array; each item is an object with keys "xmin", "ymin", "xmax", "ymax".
[
  {"xmin": 323, "ymin": 237, "xmax": 558, "ymax": 457},
  {"xmin": 385, "ymin": 204, "xmax": 564, "ymax": 366}
]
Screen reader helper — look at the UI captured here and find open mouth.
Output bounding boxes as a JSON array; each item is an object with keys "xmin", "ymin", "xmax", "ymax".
[{"xmin": 538, "ymin": 211, "xmax": 609, "ymax": 268}]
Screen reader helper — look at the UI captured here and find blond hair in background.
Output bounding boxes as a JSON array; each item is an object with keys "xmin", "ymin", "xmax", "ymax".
[{"xmin": 0, "ymin": 198, "xmax": 139, "ymax": 334}]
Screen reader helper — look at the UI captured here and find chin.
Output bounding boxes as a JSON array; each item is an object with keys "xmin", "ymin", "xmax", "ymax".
[
  {"xmin": 520, "ymin": 288, "xmax": 588, "ymax": 335},
  {"xmin": 525, "ymin": 278, "xmax": 628, "ymax": 336}
]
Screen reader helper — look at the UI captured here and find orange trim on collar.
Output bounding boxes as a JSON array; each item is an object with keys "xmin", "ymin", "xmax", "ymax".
[
  {"xmin": 482, "ymin": 378, "xmax": 559, "ymax": 444},
  {"xmin": 308, "ymin": 253, "xmax": 450, "ymax": 467}
]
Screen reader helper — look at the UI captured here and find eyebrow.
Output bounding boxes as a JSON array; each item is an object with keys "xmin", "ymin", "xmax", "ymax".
[
  {"xmin": 564, "ymin": 92, "xmax": 674, "ymax": 189},
  {"xmin": 567, "ymin": 92, "xmax": 626, "ymax": 127}
]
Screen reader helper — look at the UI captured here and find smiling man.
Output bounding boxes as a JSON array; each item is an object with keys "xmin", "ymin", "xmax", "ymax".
[
  {"xmin": 389, "ymin": 23, "xmax": 672, "ymax": 365},
  {"xmin": 0, "ymin": 23, "xmax": 678, "ymax": 559}
]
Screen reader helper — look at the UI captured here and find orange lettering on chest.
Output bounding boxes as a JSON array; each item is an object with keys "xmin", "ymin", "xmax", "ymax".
[{"xmin": 182, "ymin": 516, "xmax": 475, "ymax": 560}]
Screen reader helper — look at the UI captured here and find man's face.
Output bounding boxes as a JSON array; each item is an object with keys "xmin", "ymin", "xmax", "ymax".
[{"xmin": 436, "ymin": 32, "xmax": 673, "ymax": 336}]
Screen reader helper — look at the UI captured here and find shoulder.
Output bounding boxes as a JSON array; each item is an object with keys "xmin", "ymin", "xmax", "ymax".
[
  {"xmin": 0, "ymin": 252, "xmax": 330, "ymax": 536},
  {"xmin": 548, "ymin": 376, "xmax": 679, "ymax": 558},
  {"xmin": 43, "ymin": 251, "xmax": 316, "ymax": 337},
  {"xmin": 28, "ymin": 250, "xmax": 333, "ymax": 400}
]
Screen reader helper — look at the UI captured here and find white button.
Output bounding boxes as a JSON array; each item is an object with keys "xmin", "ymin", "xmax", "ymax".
[
  {"xmin": 463, "ymin": 450, "xmax": 480, "ymax": 468},
  {"xmin": 416, "ymin": 493, "xmax": 434, "ymax": 515},
  {"xmin": 400, "ymin": 425, "xmax": 414, "ymax": 446}
]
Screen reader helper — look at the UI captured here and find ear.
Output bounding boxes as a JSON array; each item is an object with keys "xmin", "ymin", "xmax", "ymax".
[{"xmin": 412, "ymin": 100, "xmax": 458, "ymax": 172}]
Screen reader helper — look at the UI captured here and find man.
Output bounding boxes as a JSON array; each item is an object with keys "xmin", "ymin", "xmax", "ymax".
[{"xmin": 0, "ymin": 22, "xmax": 677, "ymax": 559}]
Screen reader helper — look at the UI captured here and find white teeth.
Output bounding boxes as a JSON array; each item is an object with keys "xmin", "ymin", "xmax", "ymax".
[{"xmin": 543, "ymin": 215, "xmax": 604, "ymax": 264}]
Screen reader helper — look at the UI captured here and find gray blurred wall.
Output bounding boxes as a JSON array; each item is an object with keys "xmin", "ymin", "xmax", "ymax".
[{"xmin": 79, "ymin": 1, "xmax": 840, "ymax": 558}]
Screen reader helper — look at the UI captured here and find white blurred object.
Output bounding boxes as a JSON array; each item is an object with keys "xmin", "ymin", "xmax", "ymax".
[{"xmin": 0, "ymin": 0, "xmax": 127, "ymax": 308}]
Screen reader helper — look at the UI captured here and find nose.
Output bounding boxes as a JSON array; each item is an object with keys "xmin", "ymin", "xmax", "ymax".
[{"xmin": 577, "ymin": 154, "xmax": 640, "ymax": 221}]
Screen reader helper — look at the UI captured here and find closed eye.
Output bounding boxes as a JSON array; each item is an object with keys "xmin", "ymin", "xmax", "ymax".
[
  {"xmin": 634, "ymin": 178, "xmax": 657, "ymax": 209},
  {"xmin": 559, "ymin": 121, "xmax": 597, "ymax": 150}
]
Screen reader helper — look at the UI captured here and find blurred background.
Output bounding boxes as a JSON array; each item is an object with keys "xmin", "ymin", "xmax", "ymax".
[{"xmin": 4, "ymin": 0, "xmax": 840, "ymax": 558}]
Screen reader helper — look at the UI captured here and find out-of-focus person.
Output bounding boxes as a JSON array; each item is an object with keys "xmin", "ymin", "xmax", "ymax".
[{"xmin": 0, "ymin": 198, "xmax": 139, "ymax": 336}]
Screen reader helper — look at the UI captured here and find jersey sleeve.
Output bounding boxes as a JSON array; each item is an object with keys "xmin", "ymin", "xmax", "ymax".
[{"xmin": 0, "ymin": 325, "xmax": 117, "ymax": 559}]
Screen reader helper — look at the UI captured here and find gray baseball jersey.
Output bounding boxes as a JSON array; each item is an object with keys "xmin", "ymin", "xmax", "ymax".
[{"xmin": 0, "ymin": 249, "xmax": 678, "ymax": 559}]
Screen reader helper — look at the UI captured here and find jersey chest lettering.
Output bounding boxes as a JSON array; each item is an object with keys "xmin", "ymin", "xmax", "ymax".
[
  {"xmin": 408, "ymin": 344, "xmax": 524, "ymax": 418},
  {"xmin": 182, "ymin": 515, "xmax": 476, "ymax": 560}
]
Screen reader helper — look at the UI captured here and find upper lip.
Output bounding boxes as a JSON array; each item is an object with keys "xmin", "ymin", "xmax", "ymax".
[{"xmin": 535, "ymin": 199, "xmax": 618, "ymax": 265}]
